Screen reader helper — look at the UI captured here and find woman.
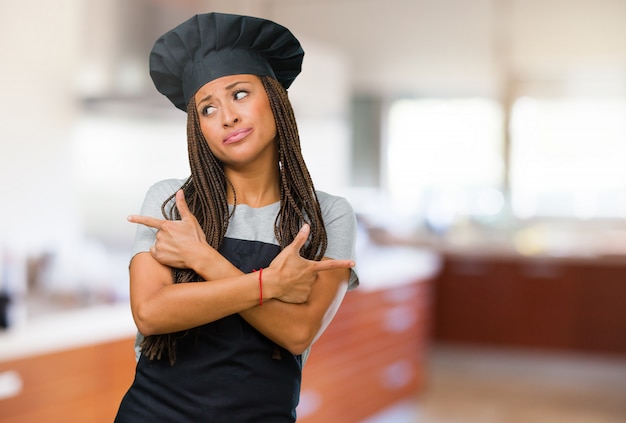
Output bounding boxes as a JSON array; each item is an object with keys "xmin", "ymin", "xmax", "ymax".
[{"xmin": 115, "ymin": 12, "xmax": 358, "ymax": 422}]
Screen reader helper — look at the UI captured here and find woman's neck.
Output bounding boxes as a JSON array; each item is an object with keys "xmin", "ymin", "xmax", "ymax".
[{"xmin": 225, "ymin": 167, "xmax": 280, "ymax": 208}]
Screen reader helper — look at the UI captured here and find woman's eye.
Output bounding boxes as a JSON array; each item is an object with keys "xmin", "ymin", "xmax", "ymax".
[
  {"xmin": 234, "ymin": 90, "xmax": 249, "ymax": 100},
  {"xmin": 202, "ymin": 105, "xmax": 217, "ymax": 116}
]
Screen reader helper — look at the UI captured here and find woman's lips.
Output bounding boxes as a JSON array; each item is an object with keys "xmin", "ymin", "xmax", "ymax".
[{"xmin": 223, "ymin": 128, "xmax": 252, "ymax": 144}]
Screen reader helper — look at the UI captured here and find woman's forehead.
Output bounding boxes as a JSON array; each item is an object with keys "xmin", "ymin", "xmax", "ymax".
[{"xmin": 195, "ymin": 74, "xmax": 260, "ymax": 96}]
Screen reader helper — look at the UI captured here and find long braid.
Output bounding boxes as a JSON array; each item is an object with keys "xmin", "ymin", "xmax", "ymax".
[
  {"xmin": 140, "ymin": 96, "xmax": 232, "ymax": 364},
  {"xmin": 262, "ymin": 76, "xmax": 327, "ymax": 260},
  {"xmin": 141, "ymin": 76, "xmax": 327, "ymax": 364}
]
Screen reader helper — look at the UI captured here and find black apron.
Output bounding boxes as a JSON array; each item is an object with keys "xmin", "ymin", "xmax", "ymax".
[{"xmin": 115, "ymin": 238, "xmax": 302, "ymax": 422}]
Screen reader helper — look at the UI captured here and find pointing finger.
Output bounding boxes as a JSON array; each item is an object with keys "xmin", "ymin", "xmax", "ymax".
[
  {"xmin": 312, "ymin": 259, "xmax": 355, "ymax": 272},
  {"xmin": 127, "ymin": 214, "xmax": 165, "ymax": 230}
]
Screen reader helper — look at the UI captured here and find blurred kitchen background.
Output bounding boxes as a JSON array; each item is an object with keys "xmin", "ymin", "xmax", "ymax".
[{"xmin": 1, "ymin": 0, "xmax": 626, "ymax": 422}]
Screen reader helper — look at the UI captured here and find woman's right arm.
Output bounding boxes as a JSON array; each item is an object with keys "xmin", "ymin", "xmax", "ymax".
[
  {"xmin": 129, "ymin": 188, "xmax": 276, "ymax": 334},
  {"xmin": 129, "ymin": 250, "xmax": 269, "ymax": 336}
]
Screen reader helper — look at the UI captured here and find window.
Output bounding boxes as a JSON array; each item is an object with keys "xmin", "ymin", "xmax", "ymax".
[
  {"xmin": 385, "ymin": 98, "xmax": 504, "ymax": 231},
  {"xmin": 510, "ymin": 97, "xmax": 626, "ymax": 219}
]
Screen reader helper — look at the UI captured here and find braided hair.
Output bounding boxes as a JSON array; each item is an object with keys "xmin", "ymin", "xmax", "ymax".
[{"xmin": 140, "ymin": 75, "xmax": 327, "ymax": 364}]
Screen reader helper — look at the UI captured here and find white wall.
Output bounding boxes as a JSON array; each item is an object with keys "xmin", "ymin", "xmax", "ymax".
[
  {"xmin": 0, "ymin": 0, "xmax": 83, "ymax": 252},
  {"xmin": 1, "ymin": 0, "xmax": 626, "ymax": 296}
]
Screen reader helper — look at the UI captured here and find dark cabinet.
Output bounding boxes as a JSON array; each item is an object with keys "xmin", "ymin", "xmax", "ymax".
[{"xmin": 433, "ymin": 253, "xmax": 626, "ymax": 355}]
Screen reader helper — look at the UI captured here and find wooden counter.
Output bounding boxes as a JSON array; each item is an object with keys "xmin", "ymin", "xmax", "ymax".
[
  {"xmin": 297, "ymin": 277, "xmax": 432, "ymax": 422},
  {"xmin": 295, "ymin": 246, "xmax": 439, "ymax": 421},
  {"xmin": 0, "ymin": 304, "xmax": 137, "ymax": 423},
  {"xmin": 0, "ymin": 337, "xmax": 136, "ymax": 423},
  {"xmin": 432, "ymin": 252, "xmax": 626, "ymax": 355}
]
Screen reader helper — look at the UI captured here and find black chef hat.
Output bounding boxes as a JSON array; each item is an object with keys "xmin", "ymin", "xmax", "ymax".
[{"xmin": 149, "ymin": 12, "xmax": 304, "ymax": 111}]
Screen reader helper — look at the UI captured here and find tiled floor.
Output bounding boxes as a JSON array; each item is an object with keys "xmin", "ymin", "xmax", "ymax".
[{"xmin": 364, "ymin": 344, "xmax": 626, "ymax": 423}]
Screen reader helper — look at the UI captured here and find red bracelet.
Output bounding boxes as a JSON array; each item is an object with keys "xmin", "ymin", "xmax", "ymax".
[{"xmin": 258, "ymin": 268, "xmax": 263, "ymax": 306}]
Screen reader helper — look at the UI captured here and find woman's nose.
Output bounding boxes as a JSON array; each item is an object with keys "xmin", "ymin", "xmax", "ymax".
[{"xmin": 222, "ymin": 106, "xmax": 240, "ymax": 126}]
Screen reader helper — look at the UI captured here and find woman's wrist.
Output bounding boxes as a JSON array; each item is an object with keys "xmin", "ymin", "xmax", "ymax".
[
  {"xmin": 258, "ymin": 266, "xmax": 278, "ymax": 301},
  {"xmin": 189, "ymin": 243, "xmax": 237, "ymax": 280}
]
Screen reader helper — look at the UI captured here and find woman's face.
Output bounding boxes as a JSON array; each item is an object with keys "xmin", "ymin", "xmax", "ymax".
[{"xmin": 193, "ymin": 74, "xmax": 277, "ymax": 169}]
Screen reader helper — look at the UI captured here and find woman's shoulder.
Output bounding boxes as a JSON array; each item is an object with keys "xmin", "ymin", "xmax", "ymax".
[
  {"xmin": 146, "ymin": 178, "xmax": 187, "ymax": 199},
  {"xmin": 139, "ymin": 178, "xmax": 188, "ymax": 216},
  {"xmin": 316, "ymin": 190, "xmax": 353, "ymax": 210},
  {"xmin": 315, "ymin": 190, "xmax": 355, "ymax": 220}
]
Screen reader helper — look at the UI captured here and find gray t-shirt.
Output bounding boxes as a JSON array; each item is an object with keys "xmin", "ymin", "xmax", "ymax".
[{"xmin": 131, "ymin": 178, "xmax": 359, "ymax": 360}]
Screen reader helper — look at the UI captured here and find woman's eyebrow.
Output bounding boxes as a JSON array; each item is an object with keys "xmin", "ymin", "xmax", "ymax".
[
  {"xmin": 197, "ymin": 93, "xmax": 212, "ymax": 105},
  {"xmin": 225, "ymin": 80, "xmax": 247, "ymax": 90},
  {"xmin": 197, "ymin": 81, "xmax": 249, "ymax": 105}
]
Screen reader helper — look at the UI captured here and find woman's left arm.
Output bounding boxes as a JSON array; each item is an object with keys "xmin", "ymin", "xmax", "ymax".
[{"xmin": 238, "ymin": 262, "xmax": 349, "ymax": 355}]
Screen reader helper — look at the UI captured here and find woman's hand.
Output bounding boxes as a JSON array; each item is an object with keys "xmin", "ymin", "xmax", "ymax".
[
  {"xmin": 128, "ymin": 190, "xmax": 210, "ymax": 270},
  {"xmin": 265, "ymin": 224, "xmax": 354, "ymax": 304}
]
